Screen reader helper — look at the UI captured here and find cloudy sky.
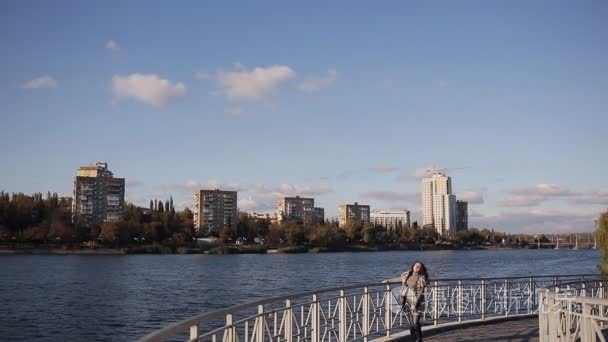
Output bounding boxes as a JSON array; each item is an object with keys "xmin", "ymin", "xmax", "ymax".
[{"xmin": 2, "ymin": 1, "xmax": 607, "ymax": 233}]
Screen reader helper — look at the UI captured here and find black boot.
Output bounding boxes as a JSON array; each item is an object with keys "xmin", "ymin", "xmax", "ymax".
[
  {"xmin": 413, "ymin": 314, "xmax": 422, "ymax": 342},
  {"xmin": 409, "ymin": 327, "xmax": 418, "ymax": 341}
]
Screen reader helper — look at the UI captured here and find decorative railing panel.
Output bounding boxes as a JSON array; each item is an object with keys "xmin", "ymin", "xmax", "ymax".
[
  {"xmin": 539, "ymin": 280, "xmax": 608, "ymax": 342},
  {"xmin": 139, "ymin": 274, "xmax": 601, "ymax": 342}
]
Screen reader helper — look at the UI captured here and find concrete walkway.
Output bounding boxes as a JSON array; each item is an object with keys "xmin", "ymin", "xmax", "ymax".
[{"xmin": 425, "ymin": 317, "xmax": 538, "ymax": 342}]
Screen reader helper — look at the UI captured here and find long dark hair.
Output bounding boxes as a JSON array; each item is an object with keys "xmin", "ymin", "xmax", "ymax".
[{"xmin": 407, "ymin": 261, "xmax": 428, "ymax": 281}]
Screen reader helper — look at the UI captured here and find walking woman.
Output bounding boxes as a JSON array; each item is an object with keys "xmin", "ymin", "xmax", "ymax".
[{"xmin": 401, "ymin": 261, "xmax": 428, "ymax": 342}]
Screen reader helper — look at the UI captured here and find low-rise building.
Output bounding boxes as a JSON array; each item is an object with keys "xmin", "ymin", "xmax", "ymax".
[{"xmin": 370, "ymin": 210, "xmax": 411, "ymax": 229}]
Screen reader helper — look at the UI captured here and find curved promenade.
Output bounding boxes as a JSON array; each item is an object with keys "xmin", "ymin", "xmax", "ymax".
[
  {"xmin": 138, "ymin": 274, "xmax": 601, "ymax": 342},
  {"xmin": 425, "ymin": 317, "xmax": 539, "ymax": 341}
]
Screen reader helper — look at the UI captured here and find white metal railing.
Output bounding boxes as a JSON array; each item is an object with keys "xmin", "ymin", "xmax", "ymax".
[
  {"xmin": 539, "ymin": 279, "xmax": 608, "ymax": 342},
  {"xmin": 138, "ymin": 274, "xmax": 601, "ymax": 342}
]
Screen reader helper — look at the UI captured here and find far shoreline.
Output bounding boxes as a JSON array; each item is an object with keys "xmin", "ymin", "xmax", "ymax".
[{"xmin": 0, "ymin": 243, "xmax": 592, "ymax": 255}]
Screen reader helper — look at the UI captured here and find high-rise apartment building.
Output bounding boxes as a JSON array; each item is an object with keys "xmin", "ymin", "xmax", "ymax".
[
  {"xmin": 194, "ymin": 189, "xmax": 237, "ymax": 234},
  {"xmin": 276, "ymin": 196, "xmax": 315, "ymax": 224},
  {"xmin": 422, "ymin": 171, "xmax": 456, "ymax": 237},
  {"xmin": 456, "ymin": 200, "xmax": 468, "ymax": 231},
  {"xmin": 370, "ymin": 210, "xmax": 411, "ymax": 229},
  {"xmin": 338, "ymin": 202, "xmax": 370, "ymax": 227},
  {"xmin": 72, "ymin": 162, "xmax": 125, "ymax": 225},
  {"xmin": 313, "ymin": 207, "xmax": 325, "ymax": 224}
]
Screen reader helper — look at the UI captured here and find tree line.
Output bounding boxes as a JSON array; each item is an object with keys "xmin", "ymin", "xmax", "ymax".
[
  {"xmin": 0, "ymin": 191, "xmax": 194, "ymax": 247},
  {"xmin": 0, "ymin": 191, "xmax": 563, "ymax": 249}
]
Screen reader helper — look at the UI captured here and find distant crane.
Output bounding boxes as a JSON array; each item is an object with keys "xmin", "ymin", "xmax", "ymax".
[{"xmin": 424, "ymin": 166, "xmax": 470, "ymax": 175}]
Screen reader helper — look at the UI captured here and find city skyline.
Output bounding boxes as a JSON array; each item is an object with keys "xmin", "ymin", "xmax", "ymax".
[{"xmin": 2, "ymin": 1, "xmax": 607, "ymax": 233}]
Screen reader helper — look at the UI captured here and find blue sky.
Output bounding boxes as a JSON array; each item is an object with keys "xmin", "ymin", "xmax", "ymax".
[{"xmin": 2, "ymin": 1, "xmax": 607, "ymax": 233}]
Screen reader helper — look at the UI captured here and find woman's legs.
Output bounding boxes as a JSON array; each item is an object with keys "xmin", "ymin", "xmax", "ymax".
[{"xmin": 411, "ymin": 312, "xmax": 422, "ymax": 342}]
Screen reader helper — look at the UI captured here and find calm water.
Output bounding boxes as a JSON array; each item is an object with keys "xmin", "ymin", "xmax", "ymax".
[{"xmin": 0, "ymin": 249, "xmax": 600, "ymax": 341}]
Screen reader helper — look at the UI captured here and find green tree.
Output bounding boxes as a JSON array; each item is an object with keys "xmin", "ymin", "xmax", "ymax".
[
  {"xmin": 362, "ymin": 223, "xmax": 377, "ymax": 245},
  {"xmin": 150, "ymin": 200, "xmax": 154, "ymax": 212},
  {"xmin": 400, "ymin": 226, "xmax": 417, "ymax": 244},
  {"xmin": 596, "ymin": 211, "xmax": 608, "ymax": 273},
  {"xmin": 266, "ymin": 223, "xmax": 285, "ymax": 246},
  {"xmin": 284, "ymin": 223, "xmax": 305, "ymax": 246},
  {"xmin": 343, "ymin": 221, "xmax": 362, "ymax": 242},
  {"xmin": 158, "ymin": 201, "xmax": 164, "ymax": 212}
]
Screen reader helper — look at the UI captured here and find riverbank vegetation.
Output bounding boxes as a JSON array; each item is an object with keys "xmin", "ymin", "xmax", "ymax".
[
  {"xmin": 0, "ymin": 191, "xmax": 573, "ymax": 254},
  {"xmin": 596, "ymin": 211, "xmax": 608, "ymax": 273}
]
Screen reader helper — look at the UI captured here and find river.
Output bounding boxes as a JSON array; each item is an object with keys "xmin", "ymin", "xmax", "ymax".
[{"xmin": 0, "ymin": 249, "xmax": 600, "ymax": 341}]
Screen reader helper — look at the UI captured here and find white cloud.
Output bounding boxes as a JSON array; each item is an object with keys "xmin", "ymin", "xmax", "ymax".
[
  {"xmin": 498, "ymin": 196, "xmax": 545, "ymax": 207},
  {"xmin": 216, "ymin": 65, "xmax": 295, "ymax": 101},
  {"xmin": 21, "ymin": 76, "xmax": 57, "ymax": 90},
  {"xmin": 498, "ymin": 184, "xmax": 580, "ymax": 207},
  {"xmin": 569, "ymin": 190, "xmax": 608, "ymax": 206},
  {"xmin": 396, "ymin": 167, "xmax": 434, "ymax": 181},
  {"xmin": 510, "ymin": 184, "xmax": 578, "ymax": 197},
  {"xmin": 152, "ymin": 179, "xmax": 333, "ymax": 213},
  {"xmin": 194, "ymin": 70, "xmax": 210, "ymax": 80},
  {"xmin": 370, "ymin": 164, "xmax": 400, "ymax": 173},
  {"xmin": 238, "ymin": 197, "xmax": 259, "ymax": 211},
  {"xmin": 457, "ymin": 191, "xmax": 484, "ymax": 204},
  {"xmin": 471, "ymin": 209, "xmax": 601, "ymax": 234},
  {"xmin": 297, "ymin": 69, "xmax": 337, "ymax": 92},
  {"xmin": 112, "ymin": 73, "xmax": 187, "ymax": 107},
  {"xmin": 163, "ymin": 179, "xmax": 246, "ymax": 195},
  {"xmin": 274, "ymin": 183, "xmax": 333, "ymax": 196},
  {"xmin": 106, "ymin": 40, "xmax": 120, "ymax": 51},
  {"xmin": 224, "ymin": 106, "xmax": 243, "ymax": 116},
  {"xmin": 360, "ymin": 191, "xmax": 420, "ymax": 203},
  {"xmin": 126, "ymin": 179, "xmax": 144, "ymax": 188}
]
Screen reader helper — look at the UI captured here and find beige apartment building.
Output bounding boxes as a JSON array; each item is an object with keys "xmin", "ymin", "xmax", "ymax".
[
  {"xmin": 276, "ymin": 196, "xmax": 318, "ymax": 224},
  {"xmin": 422, "ymin": 170, "xmax": 456, "ymax": 237},
  {"xmin": 72, "ymin": 162, "xmax": 125, "ymax": 225},
  {"xmin": 370, "ymin": 210, "xmax": 411, "ymax": 229}
]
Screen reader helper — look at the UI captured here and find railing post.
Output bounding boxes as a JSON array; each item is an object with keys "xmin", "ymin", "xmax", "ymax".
[
  {"xmin": 312, "ymin": 294, "xmax": 320, "ymax": 342},
  {"xmin": 225, "ymin": 313, "xmax": 236, "ymax": 342},
  {"xmin": 529, "ymin": 277, "xmax": 534, "ymax": 314},
  {"xmin": 190, "ymin": 324, "xmax": 199, "ymax": 342},
  {"xmin": 433, "ymin": 281, "xmax": 439, "ymax": 326},
  {"xmin": 285, "ymin": 300, "xmax": 292, "ymax": 342},
  {"xmin": 385, "ymin": 284, "xmax": 392, "ymax": 337},
  {"xmin": 581, "ymin": 282, "xmax": 587, "ymax": 297},
  {"xmin": 457, "ymin": 280, "xmax": 463, "ymax": 322},
  {"xmin": 339, "ymin": 290, "xmax": 347, "ymax": 342},
  {"xmin": 362, "ymin": 287, "xmax": 370, "ymax": 342},
  {"xmin": 582, "ymin": 302, "xmax": 593, "ymax": 342},
  {"xmin": 256, "ymin": 305, "xmax": 265, "ymax": 342},
  {"xmin": 481, "ymin": 280, "xmax": 486, "ymax": 320},
  {"xmin": 504, "ymin": 279, "xmax": 509, "ymax": 317}
]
